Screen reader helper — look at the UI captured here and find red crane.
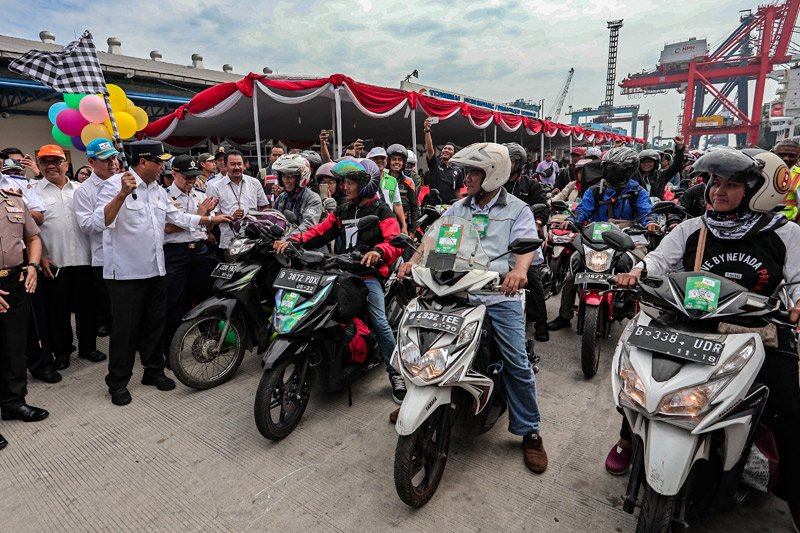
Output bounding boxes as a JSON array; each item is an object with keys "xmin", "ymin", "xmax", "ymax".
[{"xmin": 619, "ymin": 0, "xmax": 800, "ymax": 146}]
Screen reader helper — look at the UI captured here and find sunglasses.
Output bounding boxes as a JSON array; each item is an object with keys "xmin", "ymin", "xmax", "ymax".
[{"xmin": 38, "ymin": 158, "xmax": 64, "ymax": 166}]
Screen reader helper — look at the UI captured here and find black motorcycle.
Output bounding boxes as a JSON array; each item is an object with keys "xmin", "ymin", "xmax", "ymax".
[
  {"xmin": 253, "ymin": 216, "xmax": 383, "ymax": 441},
  {"xmin": 168, "ymin": 213, "xmax": 287, "ymax": 390}
]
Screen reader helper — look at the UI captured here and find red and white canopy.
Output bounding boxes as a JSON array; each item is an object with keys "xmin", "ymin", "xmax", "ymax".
[{"xmin": 143, "ymin": 73, "xmax": 644, "ymax": 152}]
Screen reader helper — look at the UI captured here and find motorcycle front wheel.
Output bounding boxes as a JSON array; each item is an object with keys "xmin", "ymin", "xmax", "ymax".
[
  {"xmin": 580, "ymin": 305, "xmax": 603, "ymax": 378},
  {"xmin": 253, "ymin": 356, "xmax": 312, "ymax": 441},
  {"xmin": 636, "ymin": 481, "xmax": 677, "ymax": 533},
  {"xmin": 169, "ymin": 314, "xmax": 246, "ymax": 390},
  {"xmin": 394, "ymin": 405, "xmax": 451, "ymax": 508}
]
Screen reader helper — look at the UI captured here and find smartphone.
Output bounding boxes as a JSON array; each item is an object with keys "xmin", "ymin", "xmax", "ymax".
[
  {"xmin": 429, "ymin": 116, "xmax": 440, "ymax": 125},
  {"xmin": 319, "ymin": 182, "xmax": 330, "ymax": 199},
  {"xmin": 325, "ymin": 129, "xmax": 335, "ymax": 140}
]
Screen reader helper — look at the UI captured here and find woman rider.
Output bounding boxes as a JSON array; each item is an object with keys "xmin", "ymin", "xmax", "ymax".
[{"xmin": 609, "ymin": 149, "xmax": 800, "ymax": 529}]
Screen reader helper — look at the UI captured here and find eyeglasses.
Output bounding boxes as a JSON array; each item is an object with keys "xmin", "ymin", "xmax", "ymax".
[{"xmin": 38, "ymin": 158, "xmax": 64, "ymax": 167}]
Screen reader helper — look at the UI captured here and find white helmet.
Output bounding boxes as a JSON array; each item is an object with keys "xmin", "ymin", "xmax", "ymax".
[
  {"xmin": 751, "ymin": 151, "xmax": 793, "ymax": 213},
  {"xmin": 272, "ymin": 153, "xmax": 311, "ymax": 187},
  {"xmin": 407, "ymin": 149, "xmax": 417, "ymax": 165},
  {"xmin": 585, "ymin": 147, "xmax": 602, "ymax": 159},
  {"xmin": 449, "ymin": 142, "xmax": 511, "ymax": 193}
]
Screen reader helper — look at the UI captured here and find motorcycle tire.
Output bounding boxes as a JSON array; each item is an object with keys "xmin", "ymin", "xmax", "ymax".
[
  {"xmin": 636, "ymin": 481, "xmax": 677, "ymax": 533},
  {"xmin": 580, "ymin": 305, "xmax": 603, "ymax": 379},
  {"xmin": 394, "ymin": 405, "xmax": 451, "ymax": 508},
  {"xmin": 169, "ymin": 314, "xmax": 246, "ymax": 390},
  {"xmin": 552, "ymin": 257, "xmax": 567, "ymax": 295},
  {"xmin": 253, "ymin": 355, "xmax": 312, "ymax": 441}
]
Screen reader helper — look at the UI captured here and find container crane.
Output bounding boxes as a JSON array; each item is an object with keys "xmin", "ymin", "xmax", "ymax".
[
  {"xmin": 547, "ymin": 68, "xmax": 575, "ymax": 122},
  {"xmin": 619, "ymin": 0, "xmax": 800, "ymax": 147}
]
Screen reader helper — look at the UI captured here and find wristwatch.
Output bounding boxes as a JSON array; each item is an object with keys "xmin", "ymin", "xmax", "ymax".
[{"xmin": 28, "ymin": 262, "xmax": 42, "ymax": 272}]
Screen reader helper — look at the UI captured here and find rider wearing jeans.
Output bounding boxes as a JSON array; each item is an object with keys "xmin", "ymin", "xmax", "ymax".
[
  {"xmin": 548, "ymin": 147, "xmax": 659, "ymax": 332},
  {"xmin": 399, "ymin": 142, "xmax": 548, "ymax": 474},
  {"xmin": 273, "ymin": 158, "xmax": 406, "ymax": 403}
]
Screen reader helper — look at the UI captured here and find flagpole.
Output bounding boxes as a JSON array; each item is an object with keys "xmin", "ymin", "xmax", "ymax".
[{"xmin": 103, "ymin": 95, "xmax": 129, "ymax": 171}]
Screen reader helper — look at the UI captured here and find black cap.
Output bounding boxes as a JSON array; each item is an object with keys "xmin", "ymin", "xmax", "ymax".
[
  {"xmin": 214, "ymin": 145, "xmax": 228, "ymax": 159},
  {"xmin": 130, "ymin": 140, "xmax": 171, "ymax": 163},
  {"xmin": 171, "ymin": 154, "xmax": 201, "ymax": 177}
]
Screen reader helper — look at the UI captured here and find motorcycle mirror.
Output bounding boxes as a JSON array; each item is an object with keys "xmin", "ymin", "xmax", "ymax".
[
  {"xmin": 550, "ymin": 200, "xmax": 568, "ymax": 212},
  {"xmin": 283, "ymin": 210, "xmax": 299, "ymax": 224},
  {"xmin": 390, "ymin": 234, "xmax": 413, "ymax": 248},
  {"xmin": 601, "ymin": 231, "xmax": 636, "ymax": 252},
  {"xmin": 652, "ymin": 201, "xmax": 677, "ymax": 214},
  {"xmin": 531, "ymin": 203, "xmax": 549, "ymax": 217},
  {"xmin": 269, "ymin": 224, "xmax": 285, "ymax": 238},
  {"xmin": 357, "ymin": 215, "xmax": 379, "ymax": 230},
  {"xmin": 508, "ymin": 238, "xmax": 542, "ymax": 255}
]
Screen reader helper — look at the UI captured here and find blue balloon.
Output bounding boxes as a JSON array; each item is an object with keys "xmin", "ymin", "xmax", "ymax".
[{"xmin": 48, "ymin": 102, "xmax": 69, "ymax": 125}]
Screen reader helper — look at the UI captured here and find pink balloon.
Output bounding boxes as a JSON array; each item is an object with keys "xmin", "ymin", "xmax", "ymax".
[
  {"xmin": 55, "ymin": 108, "xmax": 89, "ymax": 137},
  {"xmin": 78, "ymin": 94, "xmax": 109, "ymax": 123}
]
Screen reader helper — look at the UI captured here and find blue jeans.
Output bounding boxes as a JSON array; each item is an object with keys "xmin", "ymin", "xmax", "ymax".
[
  {"xmin": 364, "ymin": 277, "xmax": 397, "ymax": 374},
  {"xmin": 486, "ymin": 298, "xmax": 541, "ymax": 435}
]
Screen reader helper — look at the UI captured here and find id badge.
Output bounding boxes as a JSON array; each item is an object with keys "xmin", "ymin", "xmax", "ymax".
[
  {"xmin": 472, "ymin": 214, "xmax": 489, "ymax": 238},
  {"xmin": 434, "ymin": 224, "xmax": 463, "ymax": 255}
]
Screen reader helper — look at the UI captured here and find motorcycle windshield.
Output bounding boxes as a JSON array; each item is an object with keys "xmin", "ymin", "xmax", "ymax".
[{"xmin": 420, "ymin": 216, "xmax": 490, "ymax": 272}]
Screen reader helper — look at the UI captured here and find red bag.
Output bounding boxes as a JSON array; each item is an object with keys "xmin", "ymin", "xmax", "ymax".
[{"xmin": 347, "ymin": 317, "xmax": 371, "ymax": 364}]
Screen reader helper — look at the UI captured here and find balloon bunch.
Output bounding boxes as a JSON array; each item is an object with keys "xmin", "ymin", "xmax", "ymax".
[{"xmin": 47, "ymin": 84, "xmax": 149, "ymax": 151}]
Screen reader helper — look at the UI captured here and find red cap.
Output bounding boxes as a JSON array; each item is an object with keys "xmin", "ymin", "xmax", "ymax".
[
  {"xmin": 570, "ymin": 147, "xmax": 586, "ymax": 157},
  {"xmin": 38, "ymin": 144, "xmax": 66, "ymax": 159}
]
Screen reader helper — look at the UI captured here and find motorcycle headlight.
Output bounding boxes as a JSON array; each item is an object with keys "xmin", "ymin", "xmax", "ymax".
[
  {"xmin": 401, "ymin": 346, "xmax": 449, "ymax": 381},
  {"xmin": 228, "ymin": 238, "xmax": 255, "ymax": 259},
  {"xmin": 618, "ymin": 345, "xmax": 646, "ymax": 409},
  {"xmin": 455, "ymin": 321, "xmax": 479, "ymax": 349},
  {"xmin": 712, "ymin": 338, "xmax": 755, "ymax": 379},
  {"xmin": 583, "ymin": 246, "xmax": 613, "ymax": 272},
  {"xmin": 655, "ymin": 376, "xmax": 730, "ymax": 418}
]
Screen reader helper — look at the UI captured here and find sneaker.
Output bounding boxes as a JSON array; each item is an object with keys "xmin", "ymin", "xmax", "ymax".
[
  {"xmin": 141, "ymin": 374, "xmax": 176, "ymax": 391},
  {"xmin": 547, "ymin": 316, "xmax": 572, "ymax": 331},
  {"xmin": 389, "ymin": 373, "xmax": 406, "ymax": 404},
  {"xmin": 522, "ymin": 432, "xmax": 548, "ymax": 473},
  {"xmin": 534, "ymin": 322, "xmax": 550, "ymax": 342},
  {"xmin": 605, "ymin": 439, "xmax": 632, "ymax": 475}
]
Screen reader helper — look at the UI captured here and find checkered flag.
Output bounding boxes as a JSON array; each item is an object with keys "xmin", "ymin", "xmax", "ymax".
[{"xmin": 9, "ymin": 30, "xmax": 107, "ymax": 94}]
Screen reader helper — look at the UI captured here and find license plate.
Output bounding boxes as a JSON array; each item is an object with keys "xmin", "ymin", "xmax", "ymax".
[
  {"xmin": 405, "ymin": 310, "xmax": 465, "ymax": 334},
  {"xmin": 574, "ymin": 272, "xmax": 609, "ymax": 285},
  {"xmin": 211, "ymin": 263, "xmax": 237, "ymax": 280},
  {"xmin": 628, "ymin": 325, "xmax": 723, "ymax": 366},
  {"xmin": 273, "ymin": 268, "xmax": 322, "ymax": 295}
]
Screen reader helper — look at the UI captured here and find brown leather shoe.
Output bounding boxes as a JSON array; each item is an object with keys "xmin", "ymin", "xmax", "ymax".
[
  {"xmin": 523, "ymin": 432, "xmax": 548, "ymax": 474},
  {"xmin": 389, "ymin": 407, "xmax": 400, "ymax": 424}
]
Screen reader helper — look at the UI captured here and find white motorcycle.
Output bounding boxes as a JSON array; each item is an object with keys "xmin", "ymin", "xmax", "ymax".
[
  {"xmin": 388, "ymin": 216, "xmax": 540, "ymax": 508},
  {"xmin": 601, "ymin": 232, "xmax": 796, "ymax": 532}
]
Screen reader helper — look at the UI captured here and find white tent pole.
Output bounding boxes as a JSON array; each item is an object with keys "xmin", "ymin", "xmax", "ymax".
[
  {"xmin": 569, "ymin": 133, "xmax": 573, "ymax": 153},
  {"xmin": 493, "ymin": 124, "xmax": 497, "ymax": 143},
  {"xmin": 334, "ymin": 87, "xmax": 343, "ymax": 158},
  {"xmin": 330, "ymin": 99, "xmax": 337, "ymax": 158},
  {"xmin": 410, "ymin": 108, "xmax": 417, "ymax": 153},
  {"xmin": 252, "ymin": 84, "xmax": 263, "ymax": 172},
  {"xmin": 540, "ymin": 133, "xmax": 545, "ymax": 160}
]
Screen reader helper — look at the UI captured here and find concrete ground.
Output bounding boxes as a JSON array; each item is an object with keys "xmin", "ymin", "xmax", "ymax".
[{"xmin": 0, "ymin": 298, "xmax": 793, "ymax": 532}]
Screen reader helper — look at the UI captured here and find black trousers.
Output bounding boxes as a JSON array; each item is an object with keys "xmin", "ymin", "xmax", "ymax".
[
  {"xmin": 92, "ymin": 266, "xmax": 112, "ymax": 330},
  {"xmin": 161, "ymin": 243, "xmax": 215, "ymax": 355},
  {"xmin": 619, "ymin": 345, "xmax": 800, "ymax": 501},
  {"xmin": 0, "ymin": 273, "xmax": 30, "ymax": 408},
  {"xmin": 526, "ymin": 266, "xmax": 548, "ymax": 324},
  {"xmin": 43, "ymin": 265, "xmax": 95, "ymax": 358},
  {"xmin": 105, "ymin": 276, "xmax": 167, "ymax": 390}
]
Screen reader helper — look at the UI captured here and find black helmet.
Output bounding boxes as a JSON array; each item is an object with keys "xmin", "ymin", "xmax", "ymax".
[
  {"xmin": 386, "ymin": 143, "xmax": 408, "ymax": 164},
  {"xmin": 503, "ymin": 142, "xmax": 527, "ymax": 162},
  {"xmin": 601, "ymin": 147, "xmax": 638, "ymax": 187},
  {"xmin": 301, "ymin": 150, "xmax": 322, "ymax": 175}
]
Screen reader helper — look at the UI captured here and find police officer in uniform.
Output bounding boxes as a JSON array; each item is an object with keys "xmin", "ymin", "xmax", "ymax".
[
  {"xmin": 0, "ymin": 187, "xmax": 49, "ymax": 450},
  {"xmin": 161, "ymin": 155, "xmax": 219, "ymax": 360}
]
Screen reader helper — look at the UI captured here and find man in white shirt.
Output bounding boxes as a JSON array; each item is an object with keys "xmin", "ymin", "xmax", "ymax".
[
  {"xmin": 74, "ymin": 138, "xmax": 118, "ymax": 339},
  {"xmin": 93, "ymin": 141, "xmax": 231, "ymax": 406},
  {"xmin": 205, "ymin": 149, "xmax": 269, "ymax": 253},
  {"xmin": 161, "ymin": 155, "xmax": 219, "ymax": 360},
  {"xmin": 33, "ymin": 145, "xmax": 105, "ymax": 370}
]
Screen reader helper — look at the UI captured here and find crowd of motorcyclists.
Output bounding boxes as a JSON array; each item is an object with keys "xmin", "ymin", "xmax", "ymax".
[{"xmin": 5, "ymin": 119, "xmax": 800, "ymax": 530}]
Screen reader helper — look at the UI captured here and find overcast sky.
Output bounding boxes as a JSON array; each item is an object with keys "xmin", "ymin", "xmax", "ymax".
[{"xmin": 1, "ymin": 0, "xmax": 785, "ymax": 141}]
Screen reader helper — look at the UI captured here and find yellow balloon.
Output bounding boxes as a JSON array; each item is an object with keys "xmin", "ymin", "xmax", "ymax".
[
  {"xmin": 114, "ymin": 112, "xmax": 138, "ymax": 139},
  {"xmin": 130, "ymin": 106, "xmax": 149, "ymax": 131},
  {"xmin": 81, "ymin": 123, "xmax": 113, "ymax": 146},
  {"xmin": 107, "ymin": 84, "xmax": 128, "ymax": 112},
  {"xmin": 125, "ymin": 98, "xmax": 135, "ymax": 113}
]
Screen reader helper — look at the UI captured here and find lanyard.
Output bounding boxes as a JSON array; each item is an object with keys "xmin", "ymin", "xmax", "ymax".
[{"xmin": 228, "ymin": 180, "xmax": 244, "ymax": 209}]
